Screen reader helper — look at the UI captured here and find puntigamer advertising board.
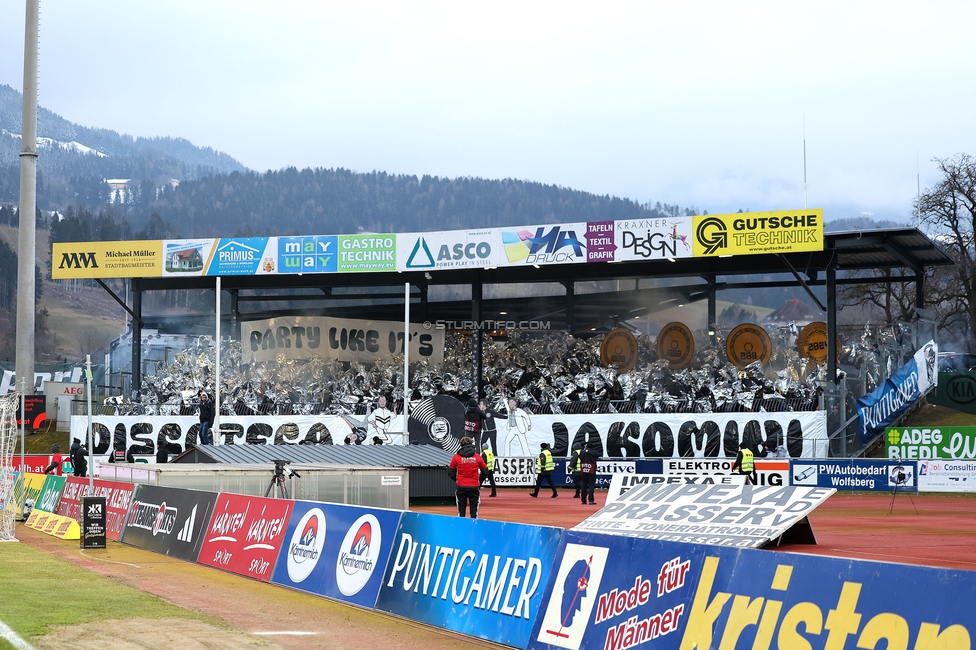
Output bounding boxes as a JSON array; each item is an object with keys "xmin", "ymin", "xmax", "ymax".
[
  {"xmin": 51, "ymin": 209, "xmax": 824, "ymax": 280},
  {"xmin": 375, "ymin": 512, "xmax": 563, "ymax": 648}
]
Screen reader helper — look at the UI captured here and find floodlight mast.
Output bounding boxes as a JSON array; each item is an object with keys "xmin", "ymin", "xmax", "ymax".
[{"xmin": 15, "ymin": 0, "xmax": 40, "ymax": 399}]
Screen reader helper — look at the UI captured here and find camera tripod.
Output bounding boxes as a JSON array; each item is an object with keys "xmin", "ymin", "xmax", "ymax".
[
  {"xmin": 887, "ymin": 466, "xmax": 919, "ymax": 515},
  {"xmin": 265, "ymin": 460, "xmax": 300, "ymax": 499}
]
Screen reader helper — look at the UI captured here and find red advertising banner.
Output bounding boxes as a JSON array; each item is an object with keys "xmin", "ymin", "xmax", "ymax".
[
  {"xmin": 13, "ymin": 455, "xmax": 58, "ymax": 474},
  {"xmin": 56, "ymin": 477, "xmax": 135, "ymax": 541},
  {"xmin": 197, "ymin": 493, "xmax": 292, "ymax": 582}
]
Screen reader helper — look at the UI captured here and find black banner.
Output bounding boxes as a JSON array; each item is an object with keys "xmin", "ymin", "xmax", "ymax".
[
  {"xmin": 120, "ymin": 485, "xmax": 218, "ymax": 562},
  {"xmin": 81, "ymin": 496, "xmax": 107, "ymax": 549}
]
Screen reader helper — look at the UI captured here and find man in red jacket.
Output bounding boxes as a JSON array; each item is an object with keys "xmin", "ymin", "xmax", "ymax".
[{"xmin": 449, "ymin": 436, "xmax": 488, "ymax": 519}]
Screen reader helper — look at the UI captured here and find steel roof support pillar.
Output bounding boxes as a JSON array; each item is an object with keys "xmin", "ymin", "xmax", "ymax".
[
  {"xmin": 472, "ymin": 275, "xmax": 483, "ymax": 399},
  {"xmin": 565, "ymin": 281, "xmax": 575, "ymax": 335},
  {"xmin": 706, "ymin": 275, "xmax": 717, "ymax": 345},
  {"xmin": 130, "ymin": 278, "xmax": 142, "ymax": 395},
  {"xmin": 827, "ymin": 262, "xmax": 837, "ymax": 384}
]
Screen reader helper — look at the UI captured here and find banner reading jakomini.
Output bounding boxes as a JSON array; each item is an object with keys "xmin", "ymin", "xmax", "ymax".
[{"xmin": 241, "ymin": 316, "xmax": 445, "ymax": 365}]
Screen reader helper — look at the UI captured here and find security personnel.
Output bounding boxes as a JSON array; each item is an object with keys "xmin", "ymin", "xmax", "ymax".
[
  {"xmin": 481, "ymin": 444, "xmax": 497, "ymax": 497},
  {"xmin": 570, "ymin": 443, "xmax": 583, "ymax": 498},
  {"xmin": 530, "ymin": 442, "xmax": 558, "ymax": 498},
  {"xmin": 732, "ymin": 441, "xmax": 755, "ymax": 476}
]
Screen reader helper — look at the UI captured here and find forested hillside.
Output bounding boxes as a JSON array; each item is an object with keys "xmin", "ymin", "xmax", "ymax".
[{"xmin": 0, "ymin": 84, "xmax": 246, "ymax": 208}]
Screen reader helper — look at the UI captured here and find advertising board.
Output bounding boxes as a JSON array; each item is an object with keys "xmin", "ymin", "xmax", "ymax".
[
  {"xmin": 613, "ymin": 218, "xmax": 693, "ymax": 262},
  {"xmin": 492, "ymin": 457, "xmax": 539, "ymax": 486},
  {"xmin": 25, "ymin": 509, "xmax": 80, "ymax": 540},
  {"xmin": 789, "ymin": 459, "xmax": 916, "ymax": 491},
  {"xmin": 34, "ymin": 475, "xmax": 66, "ymax": 513},
  {"xmin": 15, "ymin": 472, "xmax": 48, "ymax": 514},
  {"xmin": 270, "ymin": 501, "xmax": 402, "ymax": 608},
  {"xmin": 375, "ymin": 512, "xmax": 563, "ymax": 648},
  {"xmin": 57, "ymin": 477, "xmax": 134, "ymax": 540},
  {"xmin": 397, "ymin": 229, "xmax": 500, "ymax": 271},
  {"xmin": 337, "ymin": 234, "xmax": 396, "ymax": 272},
  {"xmin": 81, "ymin": 496, "xmax": 107, "ymax": 549},
  {"xmin": 52, "ymin": 240, "xmax": 162, "ymax": 279},
  {"xmin": 917, "ymin": 460, "xmax": 976, "ymax": 493},
  {"xmin": 574, "ymin": 479, "xmax": 834, "ymax": 548},
  {"xmin": 691, "ymin": 209, "xmax": 823, "ymax": 257},
  {"xmin": 605, "ymin": 474, "xmax": 746, "ymax": 505},
  {"xmin": 198, "ymin": 493, "xmax": 293, "ymax": 582},
  {"xmin": 161, "ymin": 239, "xmax": 215, "ymax": 276},
  {"xmin": 858, "ymin": 340, "xmax": 937, "ymax": 442},
  {"xmin": 11, "ymin": 455, "xmax": 58, "ymax": 474},
  {"xmin": 552, "ymin": 459, "xmax": 664, "ymax": 489},
  {"xmin": 663, "ymin": 458, "xmax": 791, "ymax": 488},
  {"xmin": 501, "ymin": 222, "xmax": 588, "ymax": 266},
  {"xmin": 527, "ymin": 529, "xmax": 976, "ymax": 650},
  {"xmin": 206, "ymin": 237, "xmax": 276, "ymax": 276},
  {"xmin": 929, "ymin": 370, "xmax": 976, "ymax": 414},
  {"xmin": 278, "ymin": 235, "xmax": 337, "ymax": 274},
  {"xmin": 120, "ymin": 485, "xmax": 218, "ymax": 562},
  {"xmin": 886, "ymin": 425, "xmax": 976, "ymax": 460}
]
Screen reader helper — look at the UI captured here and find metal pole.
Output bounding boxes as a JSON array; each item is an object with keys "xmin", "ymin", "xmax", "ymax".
[
  {"xmin": 403, "ymin": 282, "xmax": 410, "ymax": 445},
  {"xmin": 86, "ymin": 355, "xmax": 93, "ymax": 491},
  {"xmin": 15, "ymin": 0, "xmax": 39, "ymax": 402},
  {"xmin": 214, "ymin": 276, "xmax": 221, "ymax": 443},
  {"xmin": 19, "ymin": 378, "xmax": 25, "ymax": 477}
]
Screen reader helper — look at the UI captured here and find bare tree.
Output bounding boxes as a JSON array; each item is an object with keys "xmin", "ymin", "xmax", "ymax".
[{"xmin": 914, "ymin": 153, "xmax": 976, "ymax": 350}]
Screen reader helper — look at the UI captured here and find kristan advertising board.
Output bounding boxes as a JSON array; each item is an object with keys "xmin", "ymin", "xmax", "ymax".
[
  {"xmin": 57, "ymin": 477, "xmax": 134, "ymax": 541},
  {"xmin": 198, "ymin": 493, "xmax": 293, "ymax": 582},
  {"xmin": 270, "ymin": 501, "xmax": 402, "ymax": 608},
  {"xmin": 574, "ymin": 478, "xmax": 834, "ymax": 548},
  {"xmin": 692, "ymin": 209, "xmax": 823, "ymax": 258},
  {"xmin": 886, "ymin": 425, "xmax": 976, "ymax": 460},
  {"xmin": 527, "ymin": 529, "xmax": 976, "ymax": 650},
  {"xmin": 120, "ymin": 485, "xmax": 218, "ymax": 562},
  {"xmin": 52, "ymin": 240, "xmax": 162, "ymax": 279},
  {"xmin": 376, "ymin": 512, "xmax": 563, "ymax": 648}
]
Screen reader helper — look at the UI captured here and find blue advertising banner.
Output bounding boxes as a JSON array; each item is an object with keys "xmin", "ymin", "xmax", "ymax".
[
  {"xmin": 553, "ymin": 458, "xmax": 663, "ymax": 488},
  {"xmin": 206, "ymin": 238, "xmax": 274, "ymax": 275},
  {"xmin": 528, "ymin": 530, "xmax": 976, "ymax": 650},
  {"xmin": 375, "ymin": 512, "xmax": 562, "ymax": 648},
  {"xmin": 789, "ymin": 459, "xmax": 918, "ymax": 491},
  {"xmin": 278, "ymin": 235, "xmax": 338, "ymax": 274},
  {"xmin": 857, "ymin": 340, "xmax": 937, "ymax": 442},
  {"xmin": 270, "ymin": 501, "xmax": 402, "ymax": 608}
]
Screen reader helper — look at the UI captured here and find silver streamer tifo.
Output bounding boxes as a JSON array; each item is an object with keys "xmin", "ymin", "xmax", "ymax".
[{"xmin": 103, "ymin": 321, "xmax": 903, "ymax": 416}]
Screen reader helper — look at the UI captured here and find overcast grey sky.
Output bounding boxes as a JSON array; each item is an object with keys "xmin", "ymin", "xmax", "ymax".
[{"xmin": 1, "ymin": 1, "xmax": 974, "ymax": 223}]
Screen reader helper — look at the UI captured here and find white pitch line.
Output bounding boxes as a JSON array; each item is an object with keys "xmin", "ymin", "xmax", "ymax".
[
  {"xmin": 251, "ymin": 631, "xmax": 317, "ymax": 636},
  {"xmin": 0, "ymin": 619, "xmax": 35, "ymax": 650}
]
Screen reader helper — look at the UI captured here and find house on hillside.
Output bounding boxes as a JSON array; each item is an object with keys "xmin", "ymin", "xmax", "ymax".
[
  {"xmin": 761, "ymin": 297, "xmax": 821, "ymax": 329},
  {"xmin": 167, "ymin": 248, "xmax": 204, "ymax": 272}
]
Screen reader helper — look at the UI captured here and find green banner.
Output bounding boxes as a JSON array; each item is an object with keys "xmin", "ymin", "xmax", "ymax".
[
  {"xmin": 337, "ymin": 234, "xmax": 396, "ymax": 272},
  {"xmin": 928, "ymin": 371, "xmax": 976, "ymax": 414},
  {"xmin": 35, "ymin": 475, "xmax": 66, "ymax": 513},
  {"xmin": 886, "ymin": 425, "xmax": 976, "ymax": 460}
]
